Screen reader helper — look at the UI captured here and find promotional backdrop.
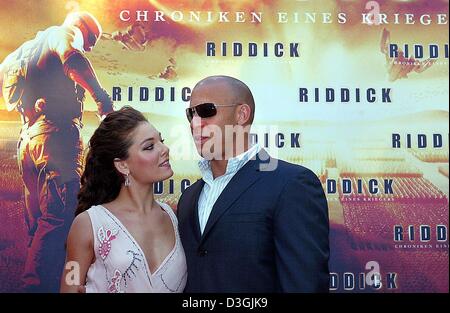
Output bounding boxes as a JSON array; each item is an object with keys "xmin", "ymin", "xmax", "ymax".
[{"xmin": 0, "ymin": 0, "xmax": 448, "ymax": 292}]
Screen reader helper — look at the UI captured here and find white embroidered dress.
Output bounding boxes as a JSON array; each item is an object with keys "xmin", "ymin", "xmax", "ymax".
[{"xmin": 85, "ymin": 202, "xmax": 187, "ymax": 293}]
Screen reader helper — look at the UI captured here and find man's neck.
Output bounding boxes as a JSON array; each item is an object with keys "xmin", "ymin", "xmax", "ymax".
[
  {"xmin": 210, "ymin": 159, "xmax": 228, "ymax": 179},
  {"xmin": 210, "ymin": 140, "xmax": 251, "ymax": 179}
]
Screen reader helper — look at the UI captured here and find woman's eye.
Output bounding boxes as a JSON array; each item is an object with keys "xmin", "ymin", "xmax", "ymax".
[{"xmin": 144, "ymin": 145, "xmax": 154, "ymax": 150}]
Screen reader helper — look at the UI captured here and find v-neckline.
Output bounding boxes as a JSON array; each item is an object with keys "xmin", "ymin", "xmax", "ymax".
[{"xmin": 99, "ymin": 202, "xmax": 178, "ymax": 281}]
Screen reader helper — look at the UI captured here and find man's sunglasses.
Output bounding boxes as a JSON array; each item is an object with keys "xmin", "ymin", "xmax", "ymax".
[{"xmin": 186, "ymin": 103, "xmax": 241, "ymax": 123}]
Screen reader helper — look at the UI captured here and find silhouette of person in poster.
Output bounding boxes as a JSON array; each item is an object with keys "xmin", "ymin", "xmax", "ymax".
[
  {"xmin": 0, "ymin": 11, "xmax": 114, "ymax": 292},
  {"xmin": 380, "ymin": 28, "xmax": 435, "ymax": 82}
]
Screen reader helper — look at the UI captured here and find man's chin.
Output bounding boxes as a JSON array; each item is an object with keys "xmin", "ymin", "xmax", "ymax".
[{"xmin": 198, "ymin": 148, "xmax": 218, "ymax": 160}]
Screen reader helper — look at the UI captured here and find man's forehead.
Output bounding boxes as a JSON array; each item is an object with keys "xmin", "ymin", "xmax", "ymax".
[{"xmin": 191, "ymin": 82, "xmax": 232, "ymax": 104}]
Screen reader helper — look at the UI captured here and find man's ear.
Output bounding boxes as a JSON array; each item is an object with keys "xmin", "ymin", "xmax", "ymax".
[
  {"xmin": 113, "ymin": 158, "xmax": 129, "ymax": 175},
  {"xmin": 237, "ymin": 104, "xmax": 251, "ymax": 125}
]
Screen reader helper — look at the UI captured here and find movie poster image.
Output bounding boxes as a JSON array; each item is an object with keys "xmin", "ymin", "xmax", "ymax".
[{"xmin": 0, "ymin": 0, "xmax": 448, "ymax": 292}]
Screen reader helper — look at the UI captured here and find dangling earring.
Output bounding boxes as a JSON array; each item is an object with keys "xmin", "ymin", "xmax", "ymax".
[{"xmin": 124, "ymin": 173, "xmax": 130, "ymax": 187}]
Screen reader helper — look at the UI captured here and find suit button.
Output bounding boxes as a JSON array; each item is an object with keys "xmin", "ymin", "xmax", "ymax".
[{"xmin": 198, "ymin": 249, "xmax": 208, "ymax": 257}]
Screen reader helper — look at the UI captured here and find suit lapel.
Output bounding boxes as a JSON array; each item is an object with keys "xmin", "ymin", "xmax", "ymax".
[
  {"xmin": 187, "ymin": 179, "xmax": 204, "ymax": 242},
  {"xmin": 200, "ymin": 150, "xmax": 269, "ymax": 244}
]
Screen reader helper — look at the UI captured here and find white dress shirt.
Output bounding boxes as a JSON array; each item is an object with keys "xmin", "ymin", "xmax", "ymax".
[{"xmin": 197, "ymin": 144, "xmax": 261, "ymax": 234}]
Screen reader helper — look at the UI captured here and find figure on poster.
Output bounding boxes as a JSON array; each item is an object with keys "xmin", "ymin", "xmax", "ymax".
[
  {"xmin": 177, "ymin": 75, "xmax": 330, "ymax": 292},
  {"xmin": 380, "ymin": 28, "xmax": 436, "ymax": 82},
  {"xmin": 102, "ymin": 24, "xmax": 178, "ymax": 80},
  {"xmin": 103, "ymin": 22, "xmax": 150, "ymax": 51},
  {"xmin": 0, "ymin": 11, "xmax": 114, "ymax": 292},
  {"xmin": 60, "ymin": 106, "xmax": 187, "ymax": 293}
]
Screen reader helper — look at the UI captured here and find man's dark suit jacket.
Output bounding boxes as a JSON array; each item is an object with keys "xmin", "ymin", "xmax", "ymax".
[{"xmin": 177, "ymin": 150, "xmax": 330, "ymax": 292}]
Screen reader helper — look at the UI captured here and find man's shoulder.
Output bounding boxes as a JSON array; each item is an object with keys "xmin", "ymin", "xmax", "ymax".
[
  {"xmin": 45, "ymin": 25, "xmax": 76, "ymax": 38},
  {"xmin": 179, "ymin": 178, "xmax": 203, "ymax": 198},
  {"xmin": 261, "ymin": 156, "xmax": 316, "ymax": 179},
  {"xmin": 36, "ymin": 26, "xmax": 73, "ymax": 45},
  {"xmin": 46, "ymin": 25, "xmax": 83, "ymax": 61},
  {"xmin": 188, "ymin": 177, "xmax": 204, "ymax": 188}
]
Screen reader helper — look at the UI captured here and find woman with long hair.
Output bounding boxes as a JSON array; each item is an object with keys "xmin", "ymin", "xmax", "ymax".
[{"xmin": 60, "ymin": 106, "xmax": 187, "ymax": 293}]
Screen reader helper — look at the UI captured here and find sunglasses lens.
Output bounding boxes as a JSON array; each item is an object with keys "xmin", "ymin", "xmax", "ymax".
[
  {"xmin": 186, "ymin": 103, "xmax": 217, "ymax": 122},
  {"xmin": 196, "ymin": 103, "xmax": 217, "ymax": 118}
]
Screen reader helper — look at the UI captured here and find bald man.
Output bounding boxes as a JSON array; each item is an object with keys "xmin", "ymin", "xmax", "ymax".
[{"xmin": 177, "ymin": 75, "xmax": 330, "ymax": 292}]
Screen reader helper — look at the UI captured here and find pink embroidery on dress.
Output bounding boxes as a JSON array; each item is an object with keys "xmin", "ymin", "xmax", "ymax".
[
  {"xmin": 108, "ymin": 269, "xmax": 123, "ymax": 293},
  {"xmin": 98, "ymin": 226, "xmax": 118, "ymax": 260}
]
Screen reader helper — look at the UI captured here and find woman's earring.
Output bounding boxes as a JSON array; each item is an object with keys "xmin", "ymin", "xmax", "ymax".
[{"xmin": 124, "ymin": 173, "xmax": 130, "ymax": 187}]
